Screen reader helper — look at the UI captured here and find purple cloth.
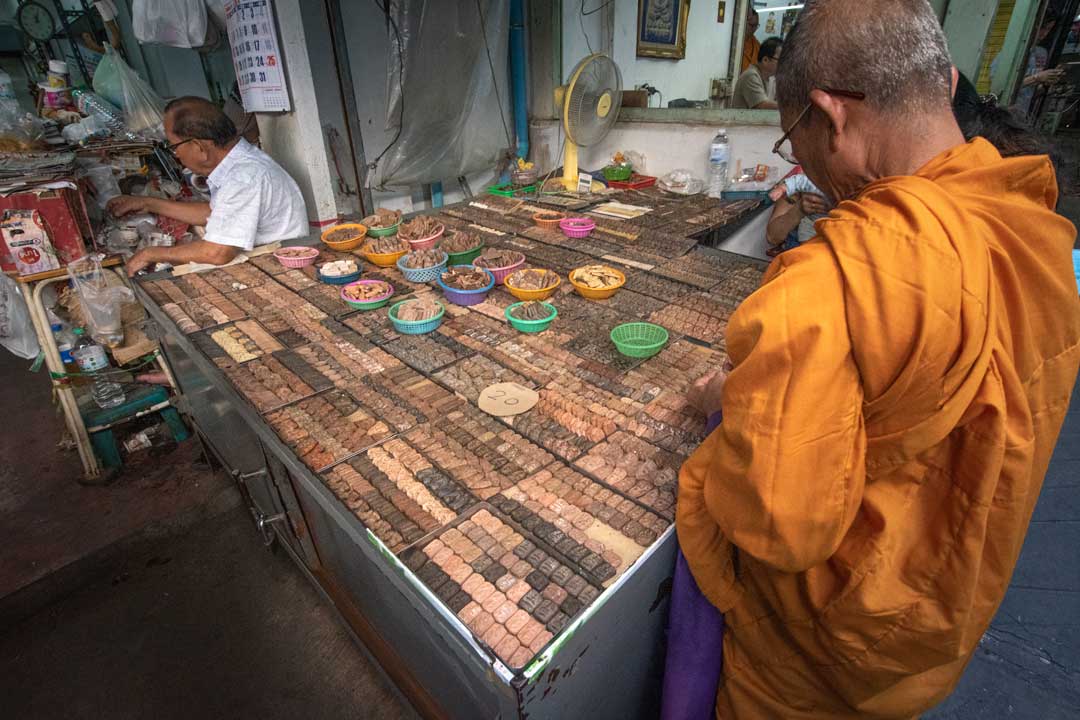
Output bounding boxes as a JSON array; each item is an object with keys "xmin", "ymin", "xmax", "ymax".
[
  {"xmin": 661, "ymin": 410, "xmax": 725, "ymax": 720},
  {"xmin": 660, "ymin": 549, "xmax": 726, "ymax": 719}
]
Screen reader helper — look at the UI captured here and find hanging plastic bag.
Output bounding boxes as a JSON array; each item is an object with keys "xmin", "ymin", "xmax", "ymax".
[
  {"xmin": 132, "ymin": 0, "xmax": 208, "ymax": 49},
  {"xmin": 68, "ymin": 254, "xmax": 133, "ymax": 347},
  {"xmin": 0, "ymin": 274, "xmax": 40, "ymax": 360},
  {"xmin": 92, "ymin": 47, "xmax": 164, "ymax": 138},
  {"xmin": 0, "ymin": 98, "xmax": 46, "ymax": 152}
]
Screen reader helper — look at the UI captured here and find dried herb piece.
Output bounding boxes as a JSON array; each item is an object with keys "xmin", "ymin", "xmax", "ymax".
[
  {"xmin": 361, "ymin": 208, "xmax": 402, "ymax": 229},
  {"xmin": 571, "ymin": 265, "xmax": 622, "ymax": 289},
  {"xmin": 474, "ymin": 249, "xmax": 524, "ymax": 269},
  {"xmin": 506, "ymin": 269, "xmax": 558, "ymax": 290},
  {"xmin": 277, "ymin": 247, "xmax": 317, "ymax": 259},
  {"xmin": 442, "ymin": 230, "xmax": 482, "ymax": 253},
  {"xmin": 399, "ymin": 215, "xmax": 443, "ymax": 241},
  {"xmin": 404, "ymin": 249, "xmax": 444, "ymax": 269},
  {"xmin": 510, "ymin": 302, "xmax": 551, "ymax": 321},
  {"xmin": 363, "ymin": 236, "xmax": 408, "ymax": 254},
  {"xmin": 441, "ymin": 266, "xmax": 490, "ymax": 290},
  {"xmin": 325, "ymin": 227, "xmax": 364, "ymax": 244},
  {"xmin": 343, "ymin": 282, "xmax": 391, "ymax": 301},
  {"xmin": 396, "ymin": 298, "xmax": 442, "ymax": 322}
]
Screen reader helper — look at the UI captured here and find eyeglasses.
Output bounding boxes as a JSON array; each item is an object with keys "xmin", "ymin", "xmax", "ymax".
[
  {"xmin": 165, "ymin": 137, "xmax": 197, "ymax": 155},
  {"xmin": 772, "ymin": 88, "xmax": 866, "ymax": 164}
]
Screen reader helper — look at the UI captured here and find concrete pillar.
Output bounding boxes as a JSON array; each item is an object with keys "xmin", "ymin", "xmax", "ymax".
[{"xmin": 254, "ymin": 0, "xmax": 345, "ymax": 230}]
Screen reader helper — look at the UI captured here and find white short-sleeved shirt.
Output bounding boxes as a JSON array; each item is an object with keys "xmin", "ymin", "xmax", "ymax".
[{"xmin": 203, "ymin": 139, "xmax": 307, "ymax": 252}]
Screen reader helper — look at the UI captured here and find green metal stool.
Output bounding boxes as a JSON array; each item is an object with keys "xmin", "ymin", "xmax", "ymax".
[{"xmin": 79, "ymin": 385, "xmax": 190, "ymax": 470}]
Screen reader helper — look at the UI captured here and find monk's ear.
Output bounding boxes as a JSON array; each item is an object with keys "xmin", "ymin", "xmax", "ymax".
[{"xmin": 809, "ymin": 89, "xmax": 849, "ymax": 151}]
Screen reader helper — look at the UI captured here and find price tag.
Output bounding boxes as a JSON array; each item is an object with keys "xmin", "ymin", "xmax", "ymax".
[
  {"xmin": 478, "ymin": 382, "xmax": 539, "ymax": 417},
  {"xmin": 577, "ymin": 171, "xmax": 594, "ymax": 195}
]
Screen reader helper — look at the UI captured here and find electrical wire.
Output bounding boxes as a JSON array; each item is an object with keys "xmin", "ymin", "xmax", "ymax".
[
  {"xmin": 581, "ymin": 0, "xmax": 615, "ymax": 16},
  {"xmin": 370, "ymin": 0, "xmax": 406, "ymax": 171},
  {"xmin": 579, "ymin": 6, "xmax": 594, "ymax": 54},
  {"xmin": 474, "ymin": 0, "xmax": 515, "ymax": 153}
]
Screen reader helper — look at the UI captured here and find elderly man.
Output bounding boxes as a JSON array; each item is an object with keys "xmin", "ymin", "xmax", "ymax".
[
  {"xmin": 675, "ymin": 0, "xmax": 1080, "ymax": 718},
  {"xmin": 731, "ymin": 37, "xmax": 781, "ymax": 109},
  {"xmin": 109, "ymin": 96, "xmax": 306, "ymax": 276}
]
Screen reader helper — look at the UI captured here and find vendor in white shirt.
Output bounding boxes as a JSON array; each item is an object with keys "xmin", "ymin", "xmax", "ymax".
[{"xmin": 109, "ymin": 96, "xmax": 307, "ymax": 276}]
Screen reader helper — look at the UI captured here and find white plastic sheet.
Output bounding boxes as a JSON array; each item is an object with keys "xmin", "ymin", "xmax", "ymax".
[
  {"xmin": 132, "ymin": 0, "xmax": 208, "ymax": 49},
  {"xmin": 0, "ymin": 274, "xmax": 39, "ymax": 360},
  {"xmin": 373, "ymin": 0, "xmax": 511, "ymax": 189}
]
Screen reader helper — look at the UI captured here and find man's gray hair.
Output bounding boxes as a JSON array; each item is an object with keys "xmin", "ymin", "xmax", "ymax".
[{"xmin": 776, "ymin": 0, "xmax": 953, "ymax": 115}]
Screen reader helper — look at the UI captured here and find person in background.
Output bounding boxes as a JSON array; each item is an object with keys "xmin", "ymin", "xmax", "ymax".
[
  {"xmin": 741, "ymin": 9, "xmax": 761, "ymax": 73},
  {"xmin": 671, "ymin": 0, "xmax": 1080, "ymax": 717},
  {"xmin": 1017, "ymin": 16, "xmax": 1064, "ymax": 117},
  {"xmin": 765, "ymin": 170, "xmax": 829, "ymax": 255},
  {"xmin": 732, "ymin": 37, "xmax": 782, "ymax": 109},
  {"xmin": 109, "ymin": 96, "xmax": 306, "ymax": 275}
]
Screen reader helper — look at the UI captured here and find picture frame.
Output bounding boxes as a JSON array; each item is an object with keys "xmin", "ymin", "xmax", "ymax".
[{"xmin": 637, "ymin": 0, "xmax": 691, "ymax": 60}]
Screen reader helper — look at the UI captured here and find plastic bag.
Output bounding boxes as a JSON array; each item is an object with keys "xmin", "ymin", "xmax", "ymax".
[
  {"xmin": 0, "ymin": 274, "xmax": 40, "ymax": 360},
  {"xmin": 0, "ymin": 98, "xmax": 46, "ymax": 152},
  {"xmin": 659, "ymin": 170, "xmax": 704, "ymax": 195},
  {"xmin": 132, "ymin": 0, "xmax": 208, "ymax": 49},
  {"xmin": 68, "ymin": 253, "xmax": 133, "ymax": 347},
  {"xmin": 92, "ymin": 47, "xmax": 164, "ymax": 137}
]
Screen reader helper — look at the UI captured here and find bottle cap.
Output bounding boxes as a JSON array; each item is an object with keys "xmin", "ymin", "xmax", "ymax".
[{"xmin": 73, "ymin": 328, "xmax": 85, "ymax": 335}]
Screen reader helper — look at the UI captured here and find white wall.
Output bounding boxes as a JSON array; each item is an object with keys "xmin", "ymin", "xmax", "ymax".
[
  {"xmin": 531, "ymin": 118, "xmax": 793, "ymax": 184},
  {"xmin": 614, "ymin": 0, "xmax": 734, "ymax": 102},
  {"xmin": 563, "ymin": 1, "xmax": 736, "ymax": 103}
]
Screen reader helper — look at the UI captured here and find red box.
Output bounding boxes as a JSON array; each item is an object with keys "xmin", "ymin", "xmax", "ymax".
[{"xmin": 0, "ymin": 180, "xmax": 95, "ymax": 275}]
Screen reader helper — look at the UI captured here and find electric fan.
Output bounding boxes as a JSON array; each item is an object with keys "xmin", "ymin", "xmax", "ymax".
[{"xmin": 554, "ymin": 54, "xmax": 623, "ymax": 191}]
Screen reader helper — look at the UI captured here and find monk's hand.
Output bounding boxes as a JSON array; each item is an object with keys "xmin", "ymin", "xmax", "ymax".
[
  {"xmin": 688, "ymin": 363, "xmax": 731, "ymax": 417},
  {"xmin": 107, "ymin": 195, "xmax": 149, "ymax": 218},
  {"xmin": 125, "ymin": 249, "xmax": 154, "ymax": 277},
  {"xmin": 798, "ymin": 193, "xmax": 829, "ymax": 216},
  {"xmin": 1036, "ymin": 68, "xmax": 1065, "ymax": 85}
]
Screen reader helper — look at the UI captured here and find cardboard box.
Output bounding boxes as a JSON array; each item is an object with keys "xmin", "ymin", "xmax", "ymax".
[
  {"xmin": 0, "ymin": 183, "xmax": 92, "ymax": 274},
  {"xmin": 1, "ymin": 209, "xmax": 59, "ymax": 275}
]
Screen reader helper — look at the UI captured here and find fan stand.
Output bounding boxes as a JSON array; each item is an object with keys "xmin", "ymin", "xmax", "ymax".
[{"xmin": 560, "ymin": 140, "xmax": 580, "ymax": 192}]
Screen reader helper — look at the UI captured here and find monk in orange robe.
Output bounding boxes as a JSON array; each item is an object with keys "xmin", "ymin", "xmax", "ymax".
[
  {"xmin": 741, "ymin": 10, "xmax": 761, "ymax": 73},
  {"xmin": 676, "ymin": 1, "xmax": 1080, "ymax": 717}
]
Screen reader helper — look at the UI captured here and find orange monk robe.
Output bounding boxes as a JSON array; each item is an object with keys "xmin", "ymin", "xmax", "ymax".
[
  {"xmin": 677, "ymin": 138, "xmax": 1080, "ymax": 719},
  {"xmin": 742, "ymin": 36, "xmax": 761, "ymax": 72}
]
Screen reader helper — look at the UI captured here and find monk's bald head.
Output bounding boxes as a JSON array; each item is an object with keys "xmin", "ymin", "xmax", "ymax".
[{"xmin": 777, "ymin": 0, "xmax": 953, "ymax": 117}]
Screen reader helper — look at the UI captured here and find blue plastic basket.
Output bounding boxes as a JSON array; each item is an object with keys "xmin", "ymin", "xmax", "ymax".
[
  {"xmin": 388, "ymin": 299, "xmax": 446, "ymax": 335},
  {"xmin": 396, "ymin": 251, "xmax": 448, "ymax": 283},
  {"xmin": 317, "ymin": 269, "xmax": 361, "ymax": 285}
]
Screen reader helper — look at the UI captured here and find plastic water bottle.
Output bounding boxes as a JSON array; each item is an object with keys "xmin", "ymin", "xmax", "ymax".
[
  {"xmin": 51, "ymin": 320, "xmax": 79, "ymax": 375},
  {"xmin": 72, "ymin": 328, "xmax": 125, "ymax": 409},
  {"xmin": 707, "ymin": 128, "xmax": 731, "ymax": 198}
]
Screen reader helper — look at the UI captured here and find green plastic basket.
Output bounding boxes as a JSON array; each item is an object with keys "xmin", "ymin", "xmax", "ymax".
[
  {"xmin": 487, "ymin": 182, "xmax": 537, "ymax": 197},
  {"xmin": 445, "ymin": 243, "xmax": 484, "ymax": 266},
  {"xmin": 610, "ymin": 322, "xmax": 669, "ymax": 358},
  {"xmin": 366, "ymin": 221, "xmax": 401, "ymax": 238},
  {"xmin": 505, "ymin": 302, "xmax": 557, "ymax": 333},
  {"xmin": 602, "ymin": 165, "xmax": 633, "ymax": 181}
]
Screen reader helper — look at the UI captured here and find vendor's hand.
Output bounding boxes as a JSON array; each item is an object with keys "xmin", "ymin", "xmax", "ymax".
[
  {"xmin": 1036, "ymin": 68, "xmax": 1066, "ymax": 85},
  {"xmin": 107, "ymin": 195, "xmax": 149, "ymax": 217},
  {"xmin": 125, "ymin": 249, "xmax": 154, "ymax": 277},
  {"xmin": 688, "ymin": 361, "xmax": 733, "ymax": 417},
  {"xmin": 798, "ymin": 193, "xmax": 829, "ymax": 216}
]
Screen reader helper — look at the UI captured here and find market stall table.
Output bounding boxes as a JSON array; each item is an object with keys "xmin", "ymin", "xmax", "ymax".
[{"xmin": 132, "ymin": 191, "xmax": 767, "ymax": 719}]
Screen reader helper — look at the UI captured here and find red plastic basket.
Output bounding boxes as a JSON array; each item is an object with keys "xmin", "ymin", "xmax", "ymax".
[{"xmin": 607, "ymin": 174, "xmax": 657, "ymax": 190}]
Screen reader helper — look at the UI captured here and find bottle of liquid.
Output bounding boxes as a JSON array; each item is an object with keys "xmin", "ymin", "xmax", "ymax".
[
  {"xmin": 72, "ymin": 328, "xmax": 125, "ymax": 409},
  {"xmin": 51, "ymin": 320, "xmax": 79, "ymax": 375},
  {"xmin": 707, "ymin": 128, "xmax": 731, "ymax": 198}
]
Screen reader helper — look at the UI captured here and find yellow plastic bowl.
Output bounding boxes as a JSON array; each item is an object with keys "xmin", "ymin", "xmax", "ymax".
[
  {"xmin": 362, "ymin": 247, "xmax": 408, "ymax": 267},
  {"xmin": 504, "ymin": 271, "xmax": 561, "ymax": 301},
  {"xmin": 568, "ymin": 266, "xmax": 626, "ymax": 300},
  {"xmin": 321, "ymin": 223, "xmax": 368, "ymax": 251}
]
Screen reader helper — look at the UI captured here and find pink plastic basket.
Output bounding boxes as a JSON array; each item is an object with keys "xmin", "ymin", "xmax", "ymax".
[
  {"xmin": 273, "ymin": 246, "xmax": 319, "ymax": 268},
  {"xmin": 474, "ymin": 251, "xmax": 526, "ymax": 285},
  {"xmin": 405, "ymin": 224, "xmax": 445, "ymax": 251},
  {"xmin": 559, "ymin": 217, "xmax": 596, "ymax": 239}
]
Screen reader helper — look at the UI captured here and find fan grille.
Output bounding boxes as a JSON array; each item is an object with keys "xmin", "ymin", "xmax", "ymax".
[{"xmin": 564, "ymin": 55, "xmax": 623, "ymax": 147}]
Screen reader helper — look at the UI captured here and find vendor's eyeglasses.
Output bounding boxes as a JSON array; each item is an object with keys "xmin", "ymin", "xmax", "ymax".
[
  {"xmin": 772, "ymin": 88, "xmax": 866, "ymax": 164},
  {"xmin": 165, "ymin": 137, "xmax": 197, "ymax": 155}
]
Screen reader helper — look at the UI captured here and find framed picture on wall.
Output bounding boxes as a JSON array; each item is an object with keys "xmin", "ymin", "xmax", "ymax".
[{"xmin": 637, "ymin": 0, "xmax": 691, "ymax": 59}]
